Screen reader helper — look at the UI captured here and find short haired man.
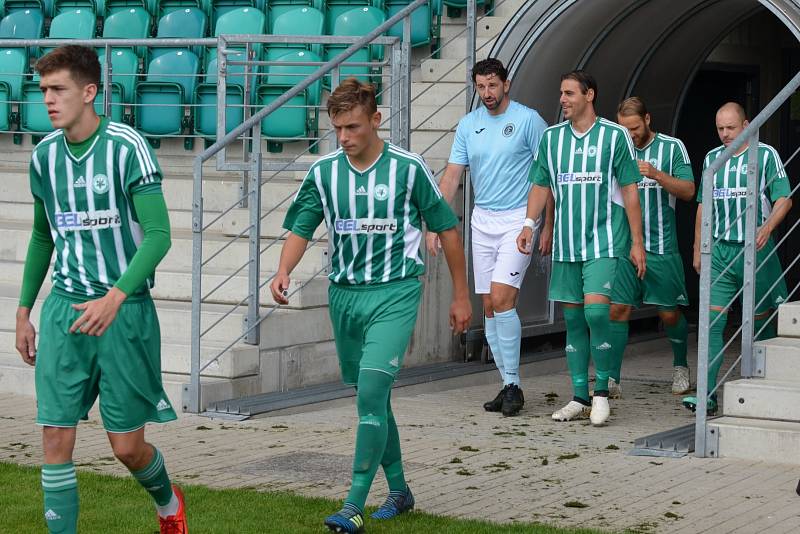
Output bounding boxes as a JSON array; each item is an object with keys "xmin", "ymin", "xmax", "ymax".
[
  {"xmin": 517, "ymin": 70, "xmax": 646, "ymax": 426},
  {"xmin": 271, "ymin": 78, "xmax": 471, "ymax": 533},
  {"xmin": 686, "ymin": 102, "xmax": 791, "ymax": 414},
  {"xmin": 609, "ymin": 97, "xmax": 695, "ymax": 398},
  {"xmin": 14, "ymin": 45, "xmax": 187, "ymax": 533},
  {"xmin": 427, "ymin": 58, "xmax": 551, "ymax": 416}
]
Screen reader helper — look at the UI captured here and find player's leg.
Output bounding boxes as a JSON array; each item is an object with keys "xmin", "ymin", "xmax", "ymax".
[
  {"xmin": 608, "ymin": 255, "xmax": 640, "ymax": 398},
  {"xmin": 550, "ymin": 261, "xmax": 591, "ymax": 421},
  {"xmin": 754, "ymin": 239, "xmax": 788, "ymax": 340},
  {"xmin": 36, "ymin": 295, "xmax": 97, "ymax": 534},
  {"xmin": 371, "ymin": 391, "xmax": 414, "ymax": 519},
  {"xmin": 97, "ymin": 298, "xmax": 183, "ymax": 532},
  {"xmin": 659, "ymin": 307, "xmax": 690, "ymax": 394},
  {"xmin": 582, "ymin": 258, "xmax": 618, "ymax": 426}
]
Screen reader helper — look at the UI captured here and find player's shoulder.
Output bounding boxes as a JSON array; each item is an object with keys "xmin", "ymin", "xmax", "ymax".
[
  {"xmin": 704, "ymin": 145, "xmax": 725, "ymax": 160},
  {"xmin": 386, "ymin": 142, "xmax": 431, "ymax": 172},
  {"xmin": 757, "ymin": 142, "xmax": 781, "ymax": 159},
  {"xmin": 458, "ymin": 105, "xmax": 485, "ymax": 127},
  {"xmin": 308, "ymin": 147, "xmax": 345, "ymax": 171},
  {"xmin": 32, "ymin": 129, "xmax": 63, "ymax": 156},
  {"xmin": 508, "ymin": 100, "xmax": 544, "ymax": 121},
  {"xmin": 543, "ymin": 119, "xmax": 569, "ymax": 135},
  {"xmin": 656, "ymin": 132, "xmax": 687, "ymax": 148},
  {"xmin": 598, "ymin": 117, "xmax": 629, "ymax": 135}
]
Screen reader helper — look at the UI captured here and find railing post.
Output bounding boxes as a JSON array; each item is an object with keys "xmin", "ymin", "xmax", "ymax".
[
  {"xmin": 332, "ymin": 67, "xmax": 340, "ymax": 150},
  {"xmin": 245, "ymin": 151, "xmax": 262, "ymax": 345},
  {"xmin": 102, "ymin": 45, "xmax": 111, "ymax": 117},
  {"xmin": 401, "ymin": 14, "xmax": 412, "ymax": 150},
  {"xmin": 741, "ymin": 131, "xmax": 760, "ymax": 377},
  {"xmin": 390, "ymin": 38, "xmax": 401, "ymax": 145},
  {"xmin": 186, "ymin": 157, "xmax": 205, "ymax": 413},
  {"xmin": 216, "ymin": 36, "xmax": 230, "ymax": 172},
  {"xmin": 695, "ymin": 167, "xmax": 715, "ymax": 457},
  {"xmin": 466, "ymin": 0, "xmax": 476, "ymax": 112}
]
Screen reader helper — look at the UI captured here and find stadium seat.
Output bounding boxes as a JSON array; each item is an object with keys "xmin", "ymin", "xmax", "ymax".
[
  {"xmin": 441, "ymin": 0, "xmax": 491, "ymax": 19},
  {"xmin": 2, "ymin": 0, "xmax": 45, "ymax": 17},
  {"xmin": 266, "ymin": 5, "xmax": 324, "ymax": 60},
  {"xmin": 209, "ymin": 0, "xmax": 254, "ymax": 34},
  {"xmin": 0, "ymin": 7, "xmax": 45, "ymax": 41},
  {"xmin": 19, "ymin": 80, "xmax": 53, "ymax": 133},
  {"xmin": 51, "ymin": 0, "xmax": 96, "ymax": 16},
  {"xmin": 323, "ymin": 0, "xmax": 383, "ymax": 34},
  {"xmin": 0, "ymin": 81, "xmax": 10, "ymax": 130},
  {"xmin": 43, "ymin": 7, "xmax": 97, "ymax": 55},
  {"xmin": 193, "ymin": 56, "xmax": 245, "ymax": 139},
  {"xmin": 0, "ymin": 48, "xmax": 29, "ymax": 102},
  {"xmin": 102, "ymin": 6, "xmax": 152, "ymax": 61},
  {"xmin": 98, "ymin": 48, "xmax": 139, "ymax": 104},
  {"xmin": 207, "ymin": 6, "xmax": 265, "ymax": 65},
  {"xmin": 152, "ymin": 7, "xmax": 207, "ymax": 61},
  {"xmin": 156, "ymin": 0, "xmax": 201, "ymax": 17},
  {"xmin": 103, "ymin": 0, "xmax": 149, "ymax": 16},
  {"xmin": 385, "ymin": 0, "xmax": 440, "ymax": 51},
  {"xmin": 264, "ymin": 0, "xmax": 321, "ymax": 32},
  {"xmin": 93, "ymin": 82, "xmax": 125, "ymax": 122},
  {"xmin": 135, "ymin": 49, "xmax": 200, "ymax": 137},
  {"xmin": 325, "ymin": 6, "xmax": 385, "ymax": 88}
]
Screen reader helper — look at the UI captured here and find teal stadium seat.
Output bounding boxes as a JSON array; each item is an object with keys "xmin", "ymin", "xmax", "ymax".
[
  {"xmin": 152, "ymin": 7, "xmax": 207, "ymax": 61},
  {"xmin": 266, "ymin": 5, "xmax": 323, "ymax": 60},
  {"xmin": 264, "ymin": 0, "xmax": 321, "ymax": 32},
  {"xmin": 43, "ymin": 7, "xmax": 97, "ymax": 55},
  {"xmin": 20, "ymin": 79, "xmax": 52, "ymax": 133},
  {"xmin": 325, "ymin": 6, "xmax": 385, "ymax": 88},
  {"xmin": 93, "ymin": 82, "xmax": 125, "ymax": 121},
  {"xmin": 193, "ymin": 55, "xmax": 245, "ymax": 139},
  {"xmin": 0, "ymin": 7, "xmax": 45, "ymax": 64},
  {"xmin": 0, "ymin": 48, "xmax": 30, "ymax": 103},
  {"xmin": 209, "ymin": 0, "xmax": 254, "ymax": 34},
  {"xmin": 102, "ymin": 6, "xmax": 152, "ymax": 60},
  {"xmin": 324, "ymin": 0, "xmax": 383, "ymax": 34},
  {"xmin": 386, "ymin": 0, "xmax": 440, "ymax": 51},
  {"xmin": 2, "ymin": 0, "xmax": 45, "ymax": 17},
  {"xmin": 98, "ymin": 49, "xmax": 138, "ymax": 104},
  {"xmin": 103, "ymin": 0, "xmax": 150, "ymax": 16},
  {"xmin": 156, "ymin": 0, "xmax": 200, "ymax": 17},
  {"xmin": 0, "ymin": 81, "xmax": 10, "ymax": 130},
  {"xmin": 208, "ymin": 6, "xmax": 265, "ymax": 64},
  {"xmin": 52, "ymin": 0, "xmax": 96, "ymax": 15},
  {"xmin": 135, "ymin": 49, "xmax": 200, "ymax": 136}
]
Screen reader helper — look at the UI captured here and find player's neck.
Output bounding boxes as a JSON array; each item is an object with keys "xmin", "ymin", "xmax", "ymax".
[
  {"xmin": 733, "ymin": 142, "xmax": 749, "ymax": 156},
  {"xmin": 638, "ymin": 130, "xmax": 656, "ymax": 150},
  {"xmin": 570, "ymin": 110, "xmax": 597, "ymax": 134},
  {"xmin": 64, "ymin": 112, "xmax": 101, "ymax": 144},
  {"xmin": 348, "ymin": 137, "xmax": 385, "ymax": 171}
]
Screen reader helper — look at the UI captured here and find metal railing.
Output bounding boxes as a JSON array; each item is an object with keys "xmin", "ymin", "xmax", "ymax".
[{"xmin": 694, "ymin": 69, "xmax": 800, "ymax": 456}]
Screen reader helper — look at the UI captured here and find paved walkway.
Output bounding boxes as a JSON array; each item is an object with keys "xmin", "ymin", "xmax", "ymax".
[{"xmin": 2, "ymin": 337, "xmax": 799, "ymax": 533}]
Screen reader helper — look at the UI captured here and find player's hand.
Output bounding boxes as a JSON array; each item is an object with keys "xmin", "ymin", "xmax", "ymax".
[
  {"xmin": 693, "ymin": 247, "xmax": 701, "ymax": 274},
  {"xmin": 539, "ymin": 223, "xmax": 553, "ymax": 256},
  {"xmin": 450, "ymin": 296, "xmax": 472, "ymax": 333},
  {"xmin": 15, "ymin": 309, "xmax": 36, "ymax": 366},
  {"xmin": 638, "ymin": 160, "xmax": 658, "ymax": 179},
  {"xmin": 630, "ymin": 242, "xmax": 646, "ymax": 279},
  {"xmin": 756, "ymin": 225, "xmax": 772, "ymax": 251},
  {"xmin": 426, "ymin": 232, "xmax": 441, "ymax": 257},
  {"xmin": 516, "ymin": 227, "xmax": 534, "ymax": 255},
  {"xmin": 270, "ymin": 272, "xmax": 291, "ymax": 305},
  {"xmin": 69, "ymin": 287, "xmax": 126, "ymax": 336}
]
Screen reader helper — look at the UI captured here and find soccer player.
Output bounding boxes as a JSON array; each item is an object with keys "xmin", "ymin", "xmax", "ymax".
[
  {"xmin": 270, "ymin": 79, "xmax": 471, "ymax": 533},
  {"xmin": 517, "ymin": 70, "xmax": 646, "ymax": 427},
  {"xmin": 608, "ymin": 97, "xmax": 695, "ymax": 398},
  {"xmin": 13, "ymin": 46, "xmax": 187, "ymax": 534},
  {"xmin": 426, "ymin": 58, "xmax": 551, "ymax": 417},
  {"xmin": 686, "ymin": 102, "xmax": 791, "ymax": 414}
]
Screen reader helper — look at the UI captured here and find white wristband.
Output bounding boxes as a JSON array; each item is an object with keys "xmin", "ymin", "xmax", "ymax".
[{"xmin": 522, "ymin": 218, "xmax": 537, "ymax": 230}]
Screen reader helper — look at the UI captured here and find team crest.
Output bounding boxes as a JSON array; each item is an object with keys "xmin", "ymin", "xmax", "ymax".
[
  {"xmin": 588, "ymin": 146, "xmax": 598, "ymax": 157},
  {"xmin": 374, "ymin": 184, "xmax": 389, "ymax": 201},
  {"xmin": 502, "ymin": 123, "xmax": 515, "ymax": 137},
  {"xmin": 649, "ymin": 158, "xmax": 658, "ymax": 167},
  {"xmin": 92, "ymin": 174, "xmax": 109, "ymax": 195}
]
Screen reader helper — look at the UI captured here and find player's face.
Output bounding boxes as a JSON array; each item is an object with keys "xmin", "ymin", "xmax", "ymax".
[
  {"xmin": 40, "ymin": 69, "xmax": 96, "ymax": 131},
  {"xmin": 474, "ymin": 73, "xmax": 509, "ymax": 111},
  {"xmin": 331, "ymin": 105, "xmax": 382, "ymax": 159},
  {"xmin": 559, "ymin": 79, "xmax": 593, "ymax": 120},
  {"xmin": 617, "ymin": 113, "xmax": 651, "ymax": 149},
  {"xmin": 716, "ymin": 109, "xmax": 748, "ymax": 148}
]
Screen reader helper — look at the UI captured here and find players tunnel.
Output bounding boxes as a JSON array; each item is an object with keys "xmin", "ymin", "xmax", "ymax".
[{"xmin": 471, "ymin": 0, "xmax": 800, "ymax": 338}]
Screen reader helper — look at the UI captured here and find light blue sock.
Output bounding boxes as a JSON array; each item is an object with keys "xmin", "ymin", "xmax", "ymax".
[
  {"xmin": 494, "ymin": 308, "xmax": 522, "ymax": 386},
  {"xmin": 484, "ymin": 315, "xmax": 504, "ymax": 382}
]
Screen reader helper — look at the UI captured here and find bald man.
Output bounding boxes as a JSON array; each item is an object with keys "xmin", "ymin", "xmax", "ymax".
[{"xmin": 687, "ymin": 102, "xmax": 792, "ymax": 414}]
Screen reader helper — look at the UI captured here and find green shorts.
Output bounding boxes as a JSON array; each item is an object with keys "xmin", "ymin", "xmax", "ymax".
[
  {"xmin": 35, "ymin": 293, "xmax": 177, "ymax": 433},
  {"xmin": 549, "ymin": 258, "xmax": 618, "ymax": 304},
  {"xmin": 328, "ymin": 278, "xmax": 422, "ymax": 385},
  {"xmin": 710, "ymin": 239, "xmax": 788, "ymax": 314},
  {"xmin": 612, "ymin": 252, "xmax": 689, "ymax": 308}
]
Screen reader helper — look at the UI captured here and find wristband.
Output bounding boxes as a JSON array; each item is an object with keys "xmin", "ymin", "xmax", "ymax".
[{"xmin": 522, "ymin": 218, "xmax": 537, "ymax": 230}]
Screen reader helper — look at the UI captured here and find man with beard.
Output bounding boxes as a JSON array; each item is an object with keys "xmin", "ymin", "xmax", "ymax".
[{"xmin": 427, "ymin": 58, "xmax": 551, "ymax": 417}]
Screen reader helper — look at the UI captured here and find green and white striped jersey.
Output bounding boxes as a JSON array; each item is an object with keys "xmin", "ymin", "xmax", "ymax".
[
  {"xmin": 284, "ymin": 142, "xmax": 458, "ymax": 285},
  {"xmin": 699, "ymin": 143, "xmax": 791, "ymax": 243},
  {"xmin": 29, "ymin": 119, "xmax": 163, "ymax": 300},
  {"xmin": 529, "ymin": 118, "xmax": 640, "ymax": 262},
  {"xmin": 635, "ymin": 133, "xmax": 694, "ymax": 254}
]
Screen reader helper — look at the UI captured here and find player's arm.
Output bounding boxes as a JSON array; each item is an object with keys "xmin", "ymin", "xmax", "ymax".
[
  {"xmin": 426, "ymin": 163, "xmax": 466, "ymax": 257},
  {"xmin": 70, "ymin": 191, "xmax": 172, "ymax": 336},
  {"xmin": 271, "ymin": 233, "xmax": 309, "ymax": 305},
  {"xmin": 438, "ymin": 226, "xmax": 472, "ymax": 332},
  {"xmin": 757, "ymin": 150, "xmax": 794, "ymax": 250},
  {"xmin": 539, "ymin": 190, "xmax": 555, "ymax": 256},
  {"xmin": 517, "ymin": 186, "xmax": 550, "ymax": 255},
  {"xmin": 641, "ymin": 164, "xmax": 695, "ymax": 201},
  {"xmin": 757, "ymin": 196, "xmax": 792, "ymax": 250},
  {"xmin": 16, "ymin": 198, "xmax": 55, "ymax": 365},
  {"xmin": 621, "ymin": 183, "xmax": 646, "ymax": 278}
]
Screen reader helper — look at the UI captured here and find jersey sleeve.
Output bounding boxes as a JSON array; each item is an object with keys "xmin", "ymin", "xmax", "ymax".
[
  {"xmin": 614, "ymin": 128, "xmax": 641, "ymax": 186},
  {"xmin": 763, "ymin": 146, "xmax": 791, "ymax": 201},
  {"xmin": 282, "ymin": 170, "xmax": 325, "ymax": 240},
  {"xmin": 412, "ymin": 163, "xmax": 458, "ymax": 232},
  {"xmin": 29, "ymin": 148, "xmax": 44, "ymax": 200},
  {"xmin": 671, "ymin": 139, "xmax": 694, "ymax": 182},
  {"xmin": 526, "ymin": 111, "xmax": 548, "ymax": 154},
  {"xmin": 448, "ymin": 118, "xmax": 470, "ymax": 166},
  {"xmin": 697, "ymin": 152, "xmax": 713, "ymax": 202},
  {"xmin": 528, "ymin": 133, "xmax": 552, "ymax": 187},
  {"xmin": 124, "ymin": 136, "xmax": 164, "ymax": 196}
]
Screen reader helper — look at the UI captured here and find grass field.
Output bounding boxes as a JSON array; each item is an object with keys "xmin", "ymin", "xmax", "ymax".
[{"xmin": 0, "ymin": 462, "xmax": 610, "ymax": 533}]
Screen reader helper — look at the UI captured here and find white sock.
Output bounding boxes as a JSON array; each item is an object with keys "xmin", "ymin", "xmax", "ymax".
[
  {"xmin": 484, "ymin": 315, "xmax": 504, "ymax": 382},
  {"xmin": 495, "ymin": 308, "xmax": 522, "ymax": 386},
  {"xmin": 156, "ymin": 491, "xmax": 179, "ymax": 518}
]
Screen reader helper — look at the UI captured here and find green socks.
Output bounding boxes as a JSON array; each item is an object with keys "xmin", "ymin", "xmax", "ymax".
[
  {"xmin": 608, "ymin": 320, "xmax": 629, "ymax": 383},
  {"xmin": 585, "ymin": 303, "xmax": 612, "ymax": 393},
  {"xmin": 130, "ymin": 447, "xmax": 175, "ymax": 507},
  {"xmin": 563, "ymin": 306, "xmax": 591, "ymax": 402},
  {"xmin": 381, "ymin": 401, "xmax": 407, "ymax": 493},
  {"xmin": 42, "ymin": 462, "xmax": 78, "ymax": 534},
  {"xmin": 707, "ymin": 310, "xmax": 727, "ymax": 394},
  {"xmin": 663, "ymin": 312, "xmax": 689, "ymax": 368},
  {"xmin": 346, "ymin": 370, "xmax": 393, "ymax": 511}
]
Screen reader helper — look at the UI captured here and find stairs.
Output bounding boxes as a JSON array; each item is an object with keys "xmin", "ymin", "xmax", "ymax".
[{"xmin": 708, "ymin": 302, "xmax": 800, "ymax": 464}]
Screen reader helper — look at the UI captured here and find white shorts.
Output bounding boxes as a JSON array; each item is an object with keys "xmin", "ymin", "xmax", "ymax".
[{"xmin": 471, "ymin": 205, "xmax": 538, "ymax": 294}]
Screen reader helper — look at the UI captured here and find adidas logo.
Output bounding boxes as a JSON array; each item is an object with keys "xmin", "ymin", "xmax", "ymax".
[
  {"xmin": 355, "ymin": 185, "xmax": 368, "ymax": 196},
  {"xmin": 565, "ymin": 344, "xmax": 577, "ymax": 353},
  {"xmin": 156, "ymin": 399, "xmax": 170, "ymax": 411},
  {"xmin": 776, "ymin": 296, "xmax": 785, "ymax": 303},
  {"xmin": 603, "ymin": 281, "xmax": 612, "ymax": 290},
  {"xmin": 597, "ymin": 342, "xmax": 612, "ymax": 350},
  {"xmin": 575, "ymin": 147, "xmax": 584, "ymax": 155},
  {"xmin": 389, "ymin": 356, "xmax": 400, "ymax": 368},
  {"xmin": 44, "ymin": 509, "xmax": 61, "ymax": 521},
  {"xmin": 73, "ymin": 175, "xmax": 86, "ymax": 187},
  {"xmin": 678, "ymin": 294, "xmax": 686, "ymax": 300}
]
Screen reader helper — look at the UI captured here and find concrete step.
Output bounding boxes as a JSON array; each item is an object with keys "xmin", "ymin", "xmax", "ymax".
[
  {"xmin": 259, "ymin": 340, "xmax": 341, "ymax": 393},
  {"xmin": 754, "ymin": 336, "xmax": 800, "ymax": 380},
  {"xmin": 439, "ymin": 36, "xmax": 494, "ymax": 61},
  {"xmin": 440, "ymin": 15, "xmax": 510, "ymax": 40},
  {"xmin": 778, "ymin": 301, "xmax": 800, "ymax": 337},
  {"xmin": 709, "ymin": 416, "xmax": 800, "ymax": 465},
  {"xmin": 219, "ymin": 208, "xmax": 326, "ymax": 241},
  {"xmin": 722, "ymin": 379, "xmax": 800, "ymax": 421},
  {"xmin": 0, "ymin": 222, "xmax": 328, "ymax": 275},
  {"xmin": 411, "ymin": 82, "xmax": 467, "ymax": 107},
  {"xmin": 0, "ymin": 351, "xmax": 36, "ymax": 397},
  {"xmin": 163, "ymin": 372, "xmax": 263, "ymax": 412}
]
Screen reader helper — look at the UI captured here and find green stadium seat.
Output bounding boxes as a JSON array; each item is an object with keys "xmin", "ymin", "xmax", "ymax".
[
  {"xmin": 385, "ymin": 0, "xmax": 440, "ymax": 50},
  {"xmin": 2, "ymin": 0, "xmax": 45, "ymax": 17},
  {"xmin": 52, "ymin": 0, "xmax": 96, "ymax": 15},
  {"xmin": 103, "ymin": 0, "xmax": 149, "ymax": 16},
  {"xmin": 48, "ymin": 8, "xmax": 97, "ymax": 40},
  {"xmin": 193, "ymin": 57, "xmax": 244, "ymax": 139},
  {"xmin": 98, "ymin": 48, "xmax": 139, "ymax": 103},
  {"xmin": 152, "ymin": 7, "xmax": 207, "ymax": 61},
  {"xmin": 207, "ymin": 6, "xmax": 265, "ymax": 65},
  {"xmin": 266, "ymin": 5, "xmax": 323, "ymax": 60},
  {"xmin": 325, "ymin": 6, "xmax": 385, "ymax": 88},
  {"xmin": 102, "ymin": 6, "xmax": 152, "ymax": 60},
  {"xmin": 323, "ymin": 0, "xmax": 383, "ymax": 34},
  {"xmin": 156, "ymin": 0, "xmax": 201, "ymax": 17},
  {"xmin": 0, "ymin": 81, "xmax": 10, "ymax": 130},
  {"xmin": 441, "ymin": 0, "xmax": 491, "ymax": 19},
  {"xmin": 135, "ymin": 49, "xmax": 200, "ymax": 135},
  {"xmin": 0, "ymin": 7, "xmax": 45, "ymax": 40},
  {"xmin": 265, "ymin": 0, "xmax": 321, "ymax": 32},
  {"xmin": 93, "ymin": 82, "xmax": 125, "ymax": 122},
  {"xmin": 0, "ymin": 48, "xmax": 29, "ymax": 101},
  {"xmin": 19, "ymin": 80, "xmax": 53, "ymax": 133},
  {"xmin": 209, "ymin": 0, "xmax": 254, "ymax": 33}
]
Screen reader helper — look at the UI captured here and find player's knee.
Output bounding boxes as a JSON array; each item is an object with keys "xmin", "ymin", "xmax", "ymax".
[
  {"xmin": 659, "ymin": 308, "xmax": 680, "ymax": 326},
  {"xmin": 42, "ymin": 427, "xmax": 74, "ymax": 461},
  {"xmin": 111, "ymin": 441, "xmax": 149, "ymax": 468},
  {"xmin": 609, "ymin": 304, "xmax": 630, "ymax": 322}
]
